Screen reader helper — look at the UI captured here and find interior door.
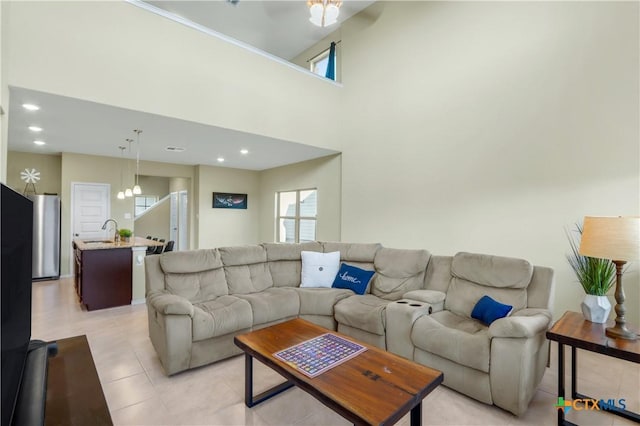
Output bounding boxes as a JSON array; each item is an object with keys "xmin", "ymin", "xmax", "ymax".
[
  {"xmin": 72, "ymin": 183, "xmax": 110, "ymax": 240},
  {"xmin": 178, "ymin": 191, "xmax": 188, "ymax": 251},
  {"xmin": 169, "ymin": 192, "xmax": 178, "ymax": 244}
]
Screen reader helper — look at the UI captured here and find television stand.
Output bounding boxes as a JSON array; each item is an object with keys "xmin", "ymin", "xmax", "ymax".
[
  {"xmin": 11, "ymin": 340, "xmax": 54, "ymax": 425},
  {"xmin": 44, "ymin": 335, "xmax": 112, "ymax": 425}
]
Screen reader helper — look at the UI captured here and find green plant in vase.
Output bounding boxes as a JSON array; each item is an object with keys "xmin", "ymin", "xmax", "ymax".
[
  {"xmin": 566, "ymin": 223, "xmax": 616, "ymax": 323},
  {"xmin": 118, "ymin": 228, "xmax": 133, "ymax": 242}
]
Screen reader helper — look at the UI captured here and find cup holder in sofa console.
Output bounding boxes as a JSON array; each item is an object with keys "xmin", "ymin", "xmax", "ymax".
[{"xmin": 386, "ymin": 299, "xmax": 433, "ymax": 359}]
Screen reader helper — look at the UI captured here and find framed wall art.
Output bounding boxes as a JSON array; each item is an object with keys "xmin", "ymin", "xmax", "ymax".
[{"xmin": 213, "ymin": 192, "xmax": 247, "ymax": 209}]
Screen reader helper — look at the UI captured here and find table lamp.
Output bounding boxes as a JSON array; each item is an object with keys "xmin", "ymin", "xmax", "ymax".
[{"xmin": 579, "ymin": 216, "xmax": 640, "ymax": 340}]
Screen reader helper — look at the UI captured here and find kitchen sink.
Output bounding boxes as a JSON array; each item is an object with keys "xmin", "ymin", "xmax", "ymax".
[{"xmin": 83, "ymin": 240, "xmax": 113, "ymax": 244}]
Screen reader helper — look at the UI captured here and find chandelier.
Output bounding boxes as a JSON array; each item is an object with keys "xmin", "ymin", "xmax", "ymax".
[
  {"xmin": 117, "ymin": 146, "xmax": 127, "ymax": 200},
  {"xmin": 308, "ymin": 0, "xmax": 341, "ymax": 28},
  {"xmin": 132, "ymin": 129, "xmax": 142, "ymax": 195}
]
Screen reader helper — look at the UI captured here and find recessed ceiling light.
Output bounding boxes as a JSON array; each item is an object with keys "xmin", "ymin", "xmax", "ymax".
[
  {"xmin": 165, "ymin": 146, "xmax": 186, "ymax": 152},
  {"xmin": 217, "ymin": 157, "xmax": 225, "ymax": 162},
  {"xmin": 22, "ymin": 103, "xmax": 40, "ymax": 111},
  {"xmin": 28, "ymin": 126, "xmax": 43, "ymax": 132},
  {"xmin": 33, "ymin": 140, "xmax": 46, "ymax": 146},
  {"xmin": 240, "ymin": 149, "xmax": 249, "ymax": 155}
]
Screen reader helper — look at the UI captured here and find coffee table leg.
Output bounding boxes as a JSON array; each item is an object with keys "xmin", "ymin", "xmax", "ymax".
[
  {"xmin": 244, "ymin": 353, "xmax": 294, "ymax": 408},
  {"xmin": 410, "ymin": 402, "xmax": 421, "ymax": 426},
  {"xmin": 245, "ymin": 353, "xmax": 254, "ymax": 407}
]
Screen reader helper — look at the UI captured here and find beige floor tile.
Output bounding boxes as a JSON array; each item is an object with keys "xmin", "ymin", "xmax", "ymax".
[
  {"xmin": 176, "ymin": 402, "xmax": 270, "ymax": 426},
  {"xmin": 156, "ymin": 370, "xmax": 242, "ymax": 416},
  {"xmin": 292, "ymin": 406, "xmax": 351, "ymax": 425},
  {"xmin": 509, "ymin": 389, "xmax": 556, "ymax": 426},
  {"xmin": 111, "ymin": 396, "xmax": 175, "ymax": 426},
  {"xmin": 103, "ymin": 372, "xmax": 157, "ymax": 411},
  {"xmin": 250, "ymin": 387, "xmax": 324, "ymax": 425},
  {"xmin": 31, "ymin": 278, "xmax": 639, "ymax": 426}
]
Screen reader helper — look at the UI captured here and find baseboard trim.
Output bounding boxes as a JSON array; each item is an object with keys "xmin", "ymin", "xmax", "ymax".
[{"xmin": 131, "ymin": 298, "xmax": 146, "ymax": 306}]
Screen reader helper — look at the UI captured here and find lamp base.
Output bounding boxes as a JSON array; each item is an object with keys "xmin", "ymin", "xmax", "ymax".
[
  {"xmin": 606, "ymin": 260, "xmax": 638, "ymax": 341},
  {"xmin": 605, "ymin": 324, "xmax": 638, "ymax": 340}
]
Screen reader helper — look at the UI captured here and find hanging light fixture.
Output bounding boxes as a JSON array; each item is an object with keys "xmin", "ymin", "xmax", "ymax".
[
  {"xmin": 124, "ymin": 138, "xmax": 134, "ymax": 197},
  {"xmin": 117, "ymin": 146, "xmax": 126, "ymax": 200},
  {"xmin": 308, "ymin": 0, "xmax": 341, "ymax": 27},
  {"xmin": 133, "ymin": 129, "xmax": 142, "ymax": 195}
]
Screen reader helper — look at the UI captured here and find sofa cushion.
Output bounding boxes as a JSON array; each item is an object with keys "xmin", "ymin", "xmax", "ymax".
[
  {"xmin": 235, "ymin": 287, "xmax": 300, "ymax": 326},
  {"xmin": 264, "ymin": 242, "xmax": 322, "ymax": 287},
  {"xmin": 471, "ymin": 295, "xmax": 513, "ymax": 325},
  {"xmin": 322, "ymin": 242, "xmax": 380, "ymax": 270},
  {"xmin": 332, "ymin": 263, "xmax": 375, "ymax": 295},
  {"xmin": 371, "ymin": 248, "xmax": 431, "ymax": 300},
  {"xmin": 164, "ymin": 268, "xmax": 229, "ymax": 303},
  {"xmin": 219, "ymin": 245, "xmax": 267, "ymax": 266},
  {"xmin": 269, "ymin": 260, "xmax": 302, "ymax": 288},
  {"xmin": 263, "ymin": 242, "xmax": 322, "ymax": 261},
  {"xmin": 334, "ymin": 295, "xmax": 390, "ymax": 335},
  {"xmin": 445, "ymin": 252, "xmax": 531, "ymax": 318},
  {"xmin": 161, "ymin": 250, "xmax": 228, "ymax": 302},
  {"xmin": 160, "ymin": 249, "xmax": 222, "ymax": 273},
  {"xmin": 192, "ymin": 295, "xmax": 253, "ymax": 342},
  {"xmin": 300, "ymin": 251, "xmax": 340, "ymax": 288},
  {"xmin": 412, "ymin": 311, "xmax": 491, "ymax": 373},
  {"xmin": 220, "ymin": 245, "xmax": 273, "ymax": 294},
  {"xmin": 294, "ymin": 288, "xmax": 354, "ymax": 316},
  {"xmin": 451, "ymin": 252, "xmax": 533, "ymax": 289}
]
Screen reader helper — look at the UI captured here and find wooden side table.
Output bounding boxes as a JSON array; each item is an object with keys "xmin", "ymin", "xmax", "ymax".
[{"xmin": 546, "ymin": 311, "xmax": 640, "ymax": 426}]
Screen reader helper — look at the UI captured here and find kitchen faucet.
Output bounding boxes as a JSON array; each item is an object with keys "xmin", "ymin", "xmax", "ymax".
[{"xmin": 101, "ymin": 219, "xmax": 119, "ymax": 243}]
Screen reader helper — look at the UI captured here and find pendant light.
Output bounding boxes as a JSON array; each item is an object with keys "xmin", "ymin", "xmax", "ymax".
[
  {"xmin": 124, "ymin": 138, "xmax": 133, "ymax": 197},
  {"xmin": 132, "ymin": 129, "xmax": 142, "ymax": 195},
  {"xmin": 117, "ymin": 146, "xmax": 126, "ymax": 200}
]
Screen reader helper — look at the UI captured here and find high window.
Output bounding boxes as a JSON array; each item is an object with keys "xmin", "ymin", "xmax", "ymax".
[
  {"xmin": 310, "ymin": 48, "xmax": 336, "ymax": 79},
  {"xmin": 135, "ymin": 195, "xmax": 158, "ymax": 217},
  {"xmin": 276, "ymin": 189, "xmax": 317, "ymax": 243}
]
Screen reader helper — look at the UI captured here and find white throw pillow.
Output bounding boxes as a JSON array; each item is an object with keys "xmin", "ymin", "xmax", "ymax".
[{"xmin": 300, "ymin": 251, "xmax": 341, "ymax": 288}]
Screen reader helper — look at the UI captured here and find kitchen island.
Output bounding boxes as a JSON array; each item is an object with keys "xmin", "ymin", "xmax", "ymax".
[{"xmin": 73, "ymin": 237, "xmax": 163, "ymax": 311}]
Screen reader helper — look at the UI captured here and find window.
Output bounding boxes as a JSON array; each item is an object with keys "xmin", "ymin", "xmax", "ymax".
[
  {"xmin": 135, "ymin": 195, "xmax": 158, "ymax": 217},
  {"xmin": 310, "ymin": 48, "xmax": 336, "ymax": 79},
  {"xmin": 276, "ymin": 189, "xmax": 317, "ymax": 243}
]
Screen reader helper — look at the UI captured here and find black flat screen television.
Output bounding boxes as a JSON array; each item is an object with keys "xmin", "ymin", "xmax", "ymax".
[{"xmin": 1, "ymin": 184, "xmax": 33, "ymax": 426}]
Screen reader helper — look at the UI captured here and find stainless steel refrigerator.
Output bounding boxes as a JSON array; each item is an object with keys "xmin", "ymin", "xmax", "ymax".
[{"xmin": 28, "ymin": 194, "xmax": 60, "ymax": 280}]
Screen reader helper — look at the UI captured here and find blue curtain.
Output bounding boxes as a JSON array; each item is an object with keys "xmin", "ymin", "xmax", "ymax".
[{"xmin": 325, "ymin": 42, "xmax": 336, "ymax": 81}]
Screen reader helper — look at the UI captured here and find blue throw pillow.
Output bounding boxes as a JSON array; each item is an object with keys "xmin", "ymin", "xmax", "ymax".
[
  {"xmin": 471, "ymin": 295, "xmax": 513, "ymax": 325},
  {"xmin": 332, "ymin": 263, "xmax": 375, "ymax": 295}
]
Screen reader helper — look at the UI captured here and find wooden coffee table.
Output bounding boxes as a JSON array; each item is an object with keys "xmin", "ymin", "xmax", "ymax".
[{"xmin": 234, "ymin": 318, "xmax": 443, "ymax": 426}]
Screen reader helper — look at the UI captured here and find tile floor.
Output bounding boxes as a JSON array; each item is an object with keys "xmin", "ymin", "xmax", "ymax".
[{"xmin": 32, "ymin": 278, "xmax": 639, "ymax": 425}]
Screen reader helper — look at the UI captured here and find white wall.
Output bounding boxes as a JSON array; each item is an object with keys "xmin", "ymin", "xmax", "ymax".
[
  {"xmin": 0, "ymin": 1, "xmax": 7, "ymax": 183},
  {"xmin": 3, "ymin": 1, "xmax": 342, "ymax": 153},
  {"xmin": 339, "ymin": 2, "xmax": 639, "ymax": 326},
  {"xmin": 258, "ymin": 155, "xmax": 341, "ymax": 243},
  {"xmin": 59, "ymin": 152, "xmax": 195, "ymax": 276},
  {"xmin": 197, "ymin": 165, "xmax": 260, "ymax": 248}
]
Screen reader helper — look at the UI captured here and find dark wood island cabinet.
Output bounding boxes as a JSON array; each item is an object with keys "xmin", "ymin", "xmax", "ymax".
[
  {"xmin": 73, "ymin": 237, "xmax": 164, "ymax": 311},
  {"xmin": 73, "ymin": 244, "xmax": 132, "ymax": 310}
]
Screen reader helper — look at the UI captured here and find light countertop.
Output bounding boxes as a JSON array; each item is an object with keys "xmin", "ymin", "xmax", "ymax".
[{"xmin": 73, "ymin": 237, "xmax": 165, "ymax": 251}]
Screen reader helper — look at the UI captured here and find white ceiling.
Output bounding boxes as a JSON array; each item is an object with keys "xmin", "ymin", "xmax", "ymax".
[
  {"xmin": 144, "ymin": 0, "xmax": 375, "ymax": 60},
  {"xmin": 8, "ymin": 87, "xmax": 338, "ymax": 170},
  {"xmin": 7, "ymin": 0, "xmax": 378, "ymax": 170}
]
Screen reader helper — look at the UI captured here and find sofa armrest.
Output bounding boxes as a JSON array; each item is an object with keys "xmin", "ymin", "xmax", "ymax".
[
  {"xmin": 147, "ymin": 290, "xmax": 194, "ymax": 317},
  {"xmin": 402, "ymin": 290, "xmax": 446, "ymax": 313},
  {"xmin": 489, "ymin": 309, "xmax": 552, "ymax": 338}
]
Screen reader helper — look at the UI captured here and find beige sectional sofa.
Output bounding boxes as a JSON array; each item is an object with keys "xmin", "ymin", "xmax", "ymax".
[{"xmin": 144, "ymin": 242, "xmax": 554, "ymax": 416}]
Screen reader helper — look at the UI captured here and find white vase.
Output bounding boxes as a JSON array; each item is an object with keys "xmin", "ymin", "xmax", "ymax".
[{"xmin": 581, "ymin": 295, "xmax": 611, "ymax": 323}]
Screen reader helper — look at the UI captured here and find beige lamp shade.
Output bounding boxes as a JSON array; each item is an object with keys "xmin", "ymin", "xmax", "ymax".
[{"xmin": 579, "ymin": 216, "xmax": 640, "ymax": 261}]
